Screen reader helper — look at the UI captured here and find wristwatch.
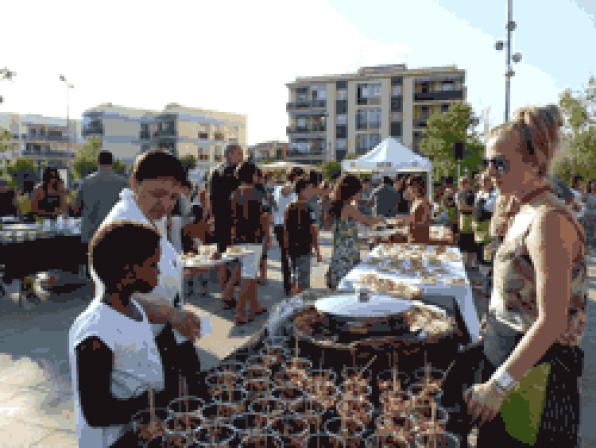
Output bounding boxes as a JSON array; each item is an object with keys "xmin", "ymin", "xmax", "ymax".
[{"xmin": 491, "ymin": 367, "xmax": 518, "ymax": 396}]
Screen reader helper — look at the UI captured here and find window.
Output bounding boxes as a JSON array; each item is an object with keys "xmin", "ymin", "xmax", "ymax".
[
  {"xmin": 336, "ymin": 139, "xmax": 347, "ymax": 150},
  {"xmin": 336, "ymin": 90, "xmax": 348, "ymax": 101},
  {"xmin": 441, "ymin": 104, "xmax": 449, "ymax": 113},
  {"xmin": 391, "ymin": 112, "xmax": 403, "ymax": 122},
  {"xmin": 391, "ymin": 85, "xmax": 402, "ymax": 97},
  {"xmin": 391, "ymin": 98, "xmax": 402, "ymax": 112},
  {"xmin": 336, "ymin": 126, "xmax": 347, "ymax": 139},
  {"xmin": 297, "ymin": 117, "xmax": 307, "ymax": 129},
  {"xmin": 357, "ymin": 108, "xmax": 381, "ymax": 130},
  {"xmin": 336, "ymin": 100, "xmax": 347, "ymax": 115},
  {"xmin": 335, "ymin": 114, "xmax": 347, "ymax": 125},
  {"xmin": 357, "ymin": 82, "xmax": 381, "ymax": 105},
  {"xmin": 391, "ymin": 122, "xmax": 402, "ymax": 137},
  {"xmin": 336, "ymin": 80, "xmax": 347, "ymax": 89},
  {"xmin": 356, "ymin": 133, "xmax": 381, "ymax": 153},
  {"xmin": 311, "ymin": 85, "xmax": 326, "ymax": 100}
]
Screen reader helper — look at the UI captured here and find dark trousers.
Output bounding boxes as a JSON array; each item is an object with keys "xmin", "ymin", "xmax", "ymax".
[
  {"xmin": 155, "ymin": 324, "xmax": 204, "ymax": 397},
  {"xmin": 274, "ymin": 225, "xmax": 291, "ymax": 295}
]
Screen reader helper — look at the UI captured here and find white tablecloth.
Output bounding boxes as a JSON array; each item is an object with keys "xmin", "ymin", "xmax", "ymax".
[{"xmin": 337, "ymin": 244, "xmax": 481, "ymax": 342}]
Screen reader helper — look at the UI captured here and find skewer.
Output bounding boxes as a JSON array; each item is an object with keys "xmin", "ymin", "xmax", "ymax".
[
  {"xmin": 357, "ymin": 355, "xmax": 377, "ymax": 379},
  {"xmin": 148, "ymin": 385, "xmax": 155, "ymax": 432}
]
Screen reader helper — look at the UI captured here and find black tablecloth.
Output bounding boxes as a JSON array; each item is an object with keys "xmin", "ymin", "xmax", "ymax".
[{"xmin": 0, "ymin": 235, "xmax": 86, "ymax": 282}]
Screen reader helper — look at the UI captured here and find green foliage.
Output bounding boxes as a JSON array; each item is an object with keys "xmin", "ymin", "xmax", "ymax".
[
  {"xmin": 344, "ymin": 153, "xmax": 358, "ymax": 160},
  {"xmin": 113, "ymin": 159, "xmax": 128, "ymax": 177},
  {"xmin": 0, "ymin": 129, "xmax": 15, "ymax": 153},
  {"xmin": 72, "ymin": 137, "xmax": 101, "ymax": 179},
  {"xmin": 7, "ymin": 158, "xmax": 37, "ymax": 190},
  {"xmin": 321, "ymin": 161, "xmax": 341, "ymax": 181},
  {"xmin": 552, "ymin": 76, "xmax": 595, "ymax": 182},
  {"xmin": 179, "ymin": 154, "xmax": 197, "ymax": 172},
  {"xmin": 419, "ymin": 102, "xmax": 484, "ymax": 181}
]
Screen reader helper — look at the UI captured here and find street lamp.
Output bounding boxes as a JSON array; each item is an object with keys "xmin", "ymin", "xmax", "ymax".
[
  {"xmin": 59, "ymin": 74, "xmax": 74, "ymax": 154},
  {"xmin": 495, "ymin": 0, "xmax": 522, "ymax": 123}
]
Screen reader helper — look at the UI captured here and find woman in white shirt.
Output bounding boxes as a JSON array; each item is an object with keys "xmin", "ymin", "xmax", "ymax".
[{"xmin": 69, "ymin": 222, "xmax": 167, "ymax": 447}]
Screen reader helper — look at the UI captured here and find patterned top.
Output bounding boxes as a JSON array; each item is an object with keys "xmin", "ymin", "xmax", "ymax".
[
  {"xmin": 490, "ymin": 191, "xmax": 587, "ymax": 346},
  {"xmin": 328, "ymin": 216, "xmax": 360, "ymax": 289}
]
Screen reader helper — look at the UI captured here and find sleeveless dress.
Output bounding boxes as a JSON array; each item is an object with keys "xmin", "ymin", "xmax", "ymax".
[
  {"xmin": 327, "ymin": 216, "xmax": 360, "ymax": 289},
  {"xmin": 483, "ymin": 189, "xmax": 587, "ymax": 446}
]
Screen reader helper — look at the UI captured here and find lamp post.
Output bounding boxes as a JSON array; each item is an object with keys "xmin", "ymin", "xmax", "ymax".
[
  {"xmin": 58, "ymin": 75, "xmax": 74, "ymax": 154},
  {"xmin": 495, "ymin": 0, "xmax": 522, "ymax": 123}
]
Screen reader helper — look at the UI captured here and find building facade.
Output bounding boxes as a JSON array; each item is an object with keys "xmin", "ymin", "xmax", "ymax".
[
  {"xmin": 248, "ymin": 141, "xmax": 288, "ymax": 162},
  {"xmin": 286, "ymin": 64, "xmax": 466, "ymax": 163},
  {"xmin": 83, "ymin": 103, "xmax": 247, "ymax": 169},
  {"xmin": 0, "ymin": 113, "xmax": 83, "ymax": 170}
]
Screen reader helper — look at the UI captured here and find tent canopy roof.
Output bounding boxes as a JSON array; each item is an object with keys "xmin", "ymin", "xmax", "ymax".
[{"xmin": 342, "ymin": 137, "xmax": 431, "ymax": 173}]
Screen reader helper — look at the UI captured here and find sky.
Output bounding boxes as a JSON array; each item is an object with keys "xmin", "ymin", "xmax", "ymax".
[{"xmin": 0, "ymin": 0, "xmax": 594, "ymax": 145}]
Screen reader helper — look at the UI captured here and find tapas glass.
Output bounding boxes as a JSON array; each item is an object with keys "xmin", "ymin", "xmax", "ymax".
[
  {"xmin": 375, "ymin": 414, "xmax": 413, "ymax": 443},
  {"xmin": 309, "ymin": 369, "xmax": 337, "ymax": 385},
  {"xmin": 199, "ymin": 402, "xmax": 237, "ymax": 425},
  {"xmin": 376, "ymin": 370, "xmax": 410, "ymax": 393},
  {"xmin": 410, "ymin": 403, "xmax": 449, "ymax": 434},
  {"xmin": 194, "ymin": 422, "xmax": 237, "ymax": 447},
  {"xmin": 249, "ymin": 397, "xmax": 287, "ymax": 421},
  {"xmin": 287, "ymin": 357, "xmax": 313, "ymax": 372},
  {"xmin": 413, "ymin": 430, "xmax": 460, "ymax": 448},
  {"xmin": 206, "ymin": 370, "xmax": 242, "ymax": 397},
  {"xmin": 413, "ymin": 367, "xmax": 446, "ymax": 388},
  {"xmin": 304, "ymin": 381, "xmax": 339, "ymax": 411},
  {"xmin": 240, "ymin": 432, "xmax": 284, "ymax": 448},
  {"xmin": 336, "ymin": 398, "xmax": 374, "ymax": 426},
  {"xmin": 244, "ymin": 377, "xmax": 272, "ymax": 399},
  {"xmin": 341, "ymin": 381, "xmax": 372, "ymax": 399},
  {"xmin": 269, "ymin": 414, "xmax": 310, "ymax": 448},
  {"xmin": 163, "ymin": 415, "xmax": 198, "ymax": 447},
  {"xmin": 232, "ymin": 412, "xmax": 272, "ymax": 441},
  {"xmin": 379, "ymin": 390, "xmax": 411, "ymax": 415},
  {"xmin": 167, "ymin": 397, "xmax": 204, "ymax": 429},
  {"xmin": 365, "ymin": 433, "xmax": 410, "ymax": 448},
  {"xmin": 212, "ymin": 387, "xmax": 247, "ymax": 413},
  {"xmin": 341, "ymin": 367, "xmax": 371, "ymax": 383},
  {"xmin": 272, "ymin": 385, "xmax": 305, "ymax": 409},
  {"xmin": 248, "ymin": 354, "xmax": 286, "ymax": 373},
  {"xmin": 244, "ymin": 364, "xmax": 273, "ymax": 381},
  {"xmin": 302, "ymin": 433, "xmax": 345, "ymax": 448},
  {"xmin": 287, "ymin": 397, "xmax": 326, "ymax": 433},
  {"xmin": 323, "ymin": 417, "xmax": 366, "ymax": 448},
  {"xmin": 407, "ymin": 382, "xmax": 444, "ymax": 403},
  {"xmin": 132, "ymin": 407, "xmax": 168, "ymax": 444}
]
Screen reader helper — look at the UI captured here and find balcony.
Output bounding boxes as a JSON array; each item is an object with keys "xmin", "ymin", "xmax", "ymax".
[
  {"xmin": 22, "ymin": 149, "xmax": 75, "ymax": 158},
  {"xmin": 140, "ymin": 130, "xmax": 151, "ymax": 139},
  {"xmin": 286, "ymin": 124, "xmax": 326, "ymax": 134},
  {"xmin": 82, "ymin": 125, "xmax": 104, "ymax": 137},
  {"xmin": 286, "ymin": 99, "xmax": 327, "ymax": 111},
  {"xmin": 153, "ymin": 128, "xmax": 176, "ymax": 138},
  {"xmin": 414, "ymin": 117, "xmax": 429, "ymax": 128},
  {"xmin": 414, "ymin": 89, "xmax": 464, "ymax": 102}
]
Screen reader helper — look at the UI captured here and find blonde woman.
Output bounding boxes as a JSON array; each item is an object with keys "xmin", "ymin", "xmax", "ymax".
[{"xmin": 442, "ymin": 105, "xmax": 587, "ymax": 447}]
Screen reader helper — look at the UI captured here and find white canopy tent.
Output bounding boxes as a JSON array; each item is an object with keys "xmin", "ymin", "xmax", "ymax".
[
  {"xmin": 259, "ymin": 160, "xmax": 312, "ymax": 171},
  {"xmin": 341, "ymin": 137, "xmax": 433, "ymax": 199}
]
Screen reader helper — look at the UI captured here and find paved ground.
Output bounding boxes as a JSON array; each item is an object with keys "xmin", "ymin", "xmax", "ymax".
[{"xmin": 0, "ymin": 231, "xmax": 594, "ymax": 447}]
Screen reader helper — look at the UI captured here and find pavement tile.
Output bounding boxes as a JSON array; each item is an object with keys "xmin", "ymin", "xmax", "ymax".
[
  {"xmin": 30, "ymin": 429, "xmax": 77, "ymax": 448},
  {"xmin": 0, "ymin": 418, "xmax": 53, "ymax": 448},
  {"xmin": 0, "ymin": 354, "xmax": 51, "ymax": 388}
]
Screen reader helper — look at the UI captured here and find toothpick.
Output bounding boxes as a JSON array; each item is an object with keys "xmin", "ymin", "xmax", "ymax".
[
  {"xmin": 148, "ymin": 385, "xmax": 155, "ymax": 430},
  {"xmin": 357, "ymin": 355, "xmax": 377, "ymax": 379}
]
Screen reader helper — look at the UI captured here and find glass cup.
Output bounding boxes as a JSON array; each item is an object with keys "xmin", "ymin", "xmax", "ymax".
[
  {"xmin": 194, "ymin": 422, "xmax": 237, "ymax": 447},
  {"xmin": 375, "ymin": 414, "xmax": 413, "ymax": 443},
  {"xmin": 200, "ymin": 402, "xmax": 237, "ymax": 425},
  {"xmin": 249, "ymin": 397, "xmax": 287, "ymax": 421},
  {"xmin": 232, "ymin": 412, "xmax": 272, "ymax": 440},
  {"xmin": 366, "ymin": 432, "xmax": 410, "ymax": 448},
  {"xmin": 272, "ymin": 385, "xmax": 305, "ymax": 409},
  {"xmin": 304, "ymin": 381, "xmax": 339, "ymax": 411},
  {"xmin": 309, "ymin": 369, "xmax": 337, "ymax": 385},
  {"xmin": 323, "ymin": 417, "xmax": 366, "ymax": 448},
  {"xmin": 244, "ymin": 377, "xmax": 272, "ymax": 399},
  {"xmin": 269, "ymin": 414, "xmax": 310, "ymax": 448},
  {"xmin": 336, "ymin": 397, "xmax": 374, "ymax": 426},
  {"xmin": 380, "ymin": 390, "xmax": 411, "ymax": 415},
  {"xmin": 376, "ymin": 369, "xmax": 410, "ymax": 394},
  {"xmin": 243, "ymin": 364, "xmax": 273, "ymax": 381},
  {"xmin": 167, "ymin": 396, "xmax": 204, "ymax": 422},
  {"xmin": 163, "ymin": 415, "xmax": 199, "ymax": 447},
  {"xmin": 287, "ymin": 397, "xmax": 326, "ymax": 433},
  {"xmin": 410, "ymin": 403, "xmax": 449, "ymax": 434},
  {"xmin": 302, "ymin": 433, "xmax": 345, "ymax": 448},
  {"xmin": 413, "ymin": 430, "xmax": 460, "ymax": 448},
  {"xmin": 132, "ymin": 407, "xmax": 168, "ymax": 444},
  {"xmin": 341, "ymin": 367, "xmax": 370, "ymax": 383},
  {"xmin": 212, "ymin": 387, "xmax": 248, "ymax": 413},
  {"xmin": 240, "ymin": 432, "xmax": 284, "ymax": 448},
  {"xmin": 206, "ymin": 370, "xmax": 242, "ymax": 396},
  {"xmin": 341, "ymin": 381, "xmax": 372, "ymax": 399},
  {"xmin": 413, "ymin": 367, "xmax": 446, "ymax": 388},
  {"xmin": 407, "ymin": 382, "xmax": 444, "ymax": 403},
  {"xmin": 287, "ymin": 357, "xmax": 313, "ymax": 372}
]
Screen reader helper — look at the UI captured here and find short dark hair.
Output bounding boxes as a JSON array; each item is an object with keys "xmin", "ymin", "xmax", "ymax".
[
  {"xmin": 236, "ymin": 161, "xmax": 258, "ymax": 184},
  {"xmin": 407, "ymin": 175, "xmax": 426, "ymax": 196},
  {"xmin": 295, "ymin": 178, "xmax": 311, "ymax": 196},
  {"xmin": 383, "ymin": 176, "xmax": 393, "ymax": 186},
  {"xmin": 98, "ymin": 151, "xmax": 113, "ymax": 166},
  {"xmin": 132, "ymin": 150, "xmax": 186, "ymax": 184},
  {"xmin": 224, "ymin": 143, "xmax": 242, "ymax": 160},
  {"xmin": 309, "ymin": 170, "xmax": 323, "ymax": 186},
  {"xmin": 287, "ymin": 166, "xmax": 305, "ymax": 183},
  {"xmin": 181, "ymin": 179, "xmax": 192, "ymax": 190},
  {"xmin": 90, "ymin": 222, "xmax": 160, "ymax": 292}
]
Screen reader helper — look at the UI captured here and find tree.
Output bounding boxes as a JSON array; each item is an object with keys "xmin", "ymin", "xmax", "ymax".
[
  {"xmin": 113, "ymin": 159, "xmax": 128, "ymax": 177},
  {"xmin": 322, "ymin": 161, "xmax": 341, "ymax": 181},
  {"xmin": 7, "ymin": 158, "xmax": 37, "ymax": 190},
  {"xmin": 180, "ymin": 154, "xmax": 197, "ymax": 172},
  {"xmin": 551, "ymin": 76, "xmax": 595, "ymax": 182},
  {"xmin": 72, "ymin": 136, "xmax": 101, "ymax": 179}
]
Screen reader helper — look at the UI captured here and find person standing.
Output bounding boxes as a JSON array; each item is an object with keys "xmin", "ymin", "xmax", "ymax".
[
  {"xmin": 228, "ymin": 162, "xmax": 269, "ymax": 324},
  {"xmin": 403, "ymin": 175, "xmax": 432, "ymax": 243},
  {"xmin": 98, "ymin": 150, "xmax": 202, "ymax": 397},
  {"xmin": 255, "ymin": 168, "xmax": 272, "ymax": 284},
  {"xmin": 357, "ymin": 177, "xmax": 374, "ymax": 216},
  {"xmin": 327, "ymin": 175, "xmax": 384, "ymax": 290},
  {"xmin": 272, "ymin": 169, "xmax": 298, "ymax": 296},
  {"xmin": 69, "ymin": 222, "xmax": 169, "ymax": 448},
  {"xmin": 31, "ymin": 167, "xmax": 67, "ymax": 218},
  {"xmin": 457, "ymin": 176, "xmax": 477, "ymax": 269},
  {"xmin": 208, "ymin": 144, "xmax": 243, "ymax": 290},
  {"xmin": 372, "ymin": 176, "xmax": 399, "ymax": 218},
  {"xmin": 73, "ymin": 151, "xmax": 128, "ymax": 248},
  {"xmin": 284, "ymin": 179, "xmax": 321, "ymax": 294},
  {"xmin": 395, "ymin": 175, "xmax": 410, "ymax": 215},
  {"xmin": 0, "ymin": 179, "xmax": 17, "ymax": 217}
]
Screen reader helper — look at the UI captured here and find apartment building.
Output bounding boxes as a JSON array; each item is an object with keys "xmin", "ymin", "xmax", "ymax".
[
  {"xmin": 83, "ymin": 103, "xmax": 247, "ymax": 169},
  {"xmin": 248, "ymin": 140, "xmax": 288, "ymax": 161},
  {"xmin": 286, "ymin": 64, "xmax": 466, "ymax": 163},
  {"xmin": 0, "ymin": 113, "xmax": 83, "ymax": 170}
]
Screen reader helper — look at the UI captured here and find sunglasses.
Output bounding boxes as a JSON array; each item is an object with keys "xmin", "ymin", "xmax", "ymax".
[{"xmin": 482, "ymin": 157, "xmax": 508, "ymax": 173}]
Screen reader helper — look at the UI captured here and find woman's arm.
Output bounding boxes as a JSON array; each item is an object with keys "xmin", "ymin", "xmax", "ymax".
[
  {"xmin": 76, "ymin": 337, "xmax": 157, "ymax": 426},
  {"xmin": 496, "ymin": 210, "xmax": 576, "ymax": 381},
  {"xmin": 344, "ymin": 204, "xmax": 383, "ymax": 226}
]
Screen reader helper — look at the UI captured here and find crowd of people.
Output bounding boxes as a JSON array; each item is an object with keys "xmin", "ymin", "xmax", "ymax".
[{"xmin": 0, "ymin": 103, "xmax": 592, "ymax": 447}]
